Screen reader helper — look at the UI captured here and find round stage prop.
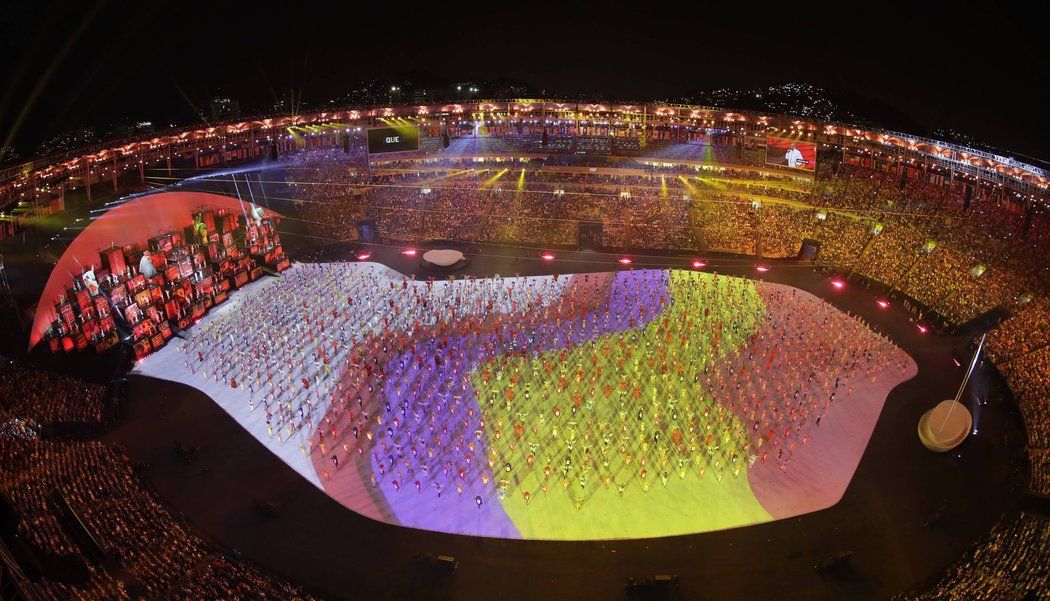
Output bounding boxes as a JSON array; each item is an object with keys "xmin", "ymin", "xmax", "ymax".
[
  {"xmin": 918, "ymin": 400, "xmax": 972, "ymax": 452},
  {"xmin": 422, "ymin": 249, "xmax": 465, "ymax": 267},
  {"xmin": 419, "ymin": 249, "xmax": 466, "ymax": 273}
]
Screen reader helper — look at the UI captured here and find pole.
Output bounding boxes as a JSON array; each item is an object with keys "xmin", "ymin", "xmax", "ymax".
[
  {"xmin": 85, "ymin": 161, "xmax": 93, "ymax": 204},
  {"xmin": 939, "ymin": 333, "xmax": 985, "ymax": 435}
]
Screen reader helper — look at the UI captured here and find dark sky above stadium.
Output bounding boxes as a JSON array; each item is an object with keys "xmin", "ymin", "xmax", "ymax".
[{"xmin": 0, "ymin": 0, "xmax": 1046, "ymax": 163}]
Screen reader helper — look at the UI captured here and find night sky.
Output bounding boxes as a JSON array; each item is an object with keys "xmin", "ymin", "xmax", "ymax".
[{"xmin": 0, "ymin": 0, "xmax": 1046, "ymax": 162}]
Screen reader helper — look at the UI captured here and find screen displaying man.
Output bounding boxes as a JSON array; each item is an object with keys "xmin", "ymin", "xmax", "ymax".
[{"xmin": 765, "ymin": 138, "xmax": 817, "ymax": 171}]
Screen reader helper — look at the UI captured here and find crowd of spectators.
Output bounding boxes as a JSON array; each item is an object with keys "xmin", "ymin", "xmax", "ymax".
[
  {"xmin": 279, "ymin": 149, "xmax": 1045, "ymax": 330},
  {"xmin": 279, "ymin": 148, "xmax": 1046, "ymax": 319},
  {"xmin": 0, "ymin": 361, "xmax": 106, "ymax": 424},
  {"xmin": 6, "ymin": 440, "xmax": 205, "ymax": 596},
  {"xmin": 645, "ymin": 141, "xmax": 765, "ymax": 165},
  {"xmin": 999, "ymin": 346, "xmax": 1050, "ymax": 461},
  {"xmin": 903, "ymin": 513, "xmax": 1049, "ymax": 600},
  {"xmin": 0, "ymin": 363, "xmax": 318, "ymax": 600},
  {"xmin": 1031, "ymin": 451, "xmax": 1050, "ymax": 499},
  {"xmin": 988, "ymin": 297, "xmax": 1050, "ymax": 363},
  {"xmin": 168, "ymin": 554, "xmax": 316, "ymax": 600}
]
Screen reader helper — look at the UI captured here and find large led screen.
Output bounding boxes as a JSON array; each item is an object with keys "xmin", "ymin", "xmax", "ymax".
[
  {"xmin": 367, "ymin": 126, "xmax": 419, "ymax": 154},
  {"xmin": 766, "ymin": 138, "xmax": 817, "ymax": 171}
]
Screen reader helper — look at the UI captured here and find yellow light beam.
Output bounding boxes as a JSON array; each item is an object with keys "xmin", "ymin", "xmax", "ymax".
[{"xmin": 481, "ymin": 168, "xmax": 509, "ymax": 188}]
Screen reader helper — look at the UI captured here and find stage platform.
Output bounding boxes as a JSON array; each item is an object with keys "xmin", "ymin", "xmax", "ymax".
[{"xmin": 134, "ymin": 262, "xmax": 918, "ymax": 540}]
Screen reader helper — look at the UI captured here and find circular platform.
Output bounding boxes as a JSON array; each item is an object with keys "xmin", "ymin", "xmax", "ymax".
[
  {"xmin": 422, "ymin": 249, "xmax": 465, "ymax": 266},
  {"xmin": 918, "ymin": 399, "xmax": 972, "ymax": 452}
]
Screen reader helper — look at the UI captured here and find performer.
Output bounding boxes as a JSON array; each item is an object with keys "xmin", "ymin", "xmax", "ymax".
[{"xmin": 784, "ymin": 143, "xmax": 809, "ymax": 169}]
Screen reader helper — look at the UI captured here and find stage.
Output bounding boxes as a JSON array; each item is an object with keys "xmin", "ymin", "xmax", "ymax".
[
  {"xmin": 133, "ymin": 261, "xmax": 916, "ymax": 541},
  {"xmin": 108, "ymin": 247, "xmax": 1028, "ymax": 599}
]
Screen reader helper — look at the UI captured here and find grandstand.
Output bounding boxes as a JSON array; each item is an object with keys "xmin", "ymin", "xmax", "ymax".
[{"xmin": 1, "ymin": 99, "xmax": 1047, "ymax": 600}]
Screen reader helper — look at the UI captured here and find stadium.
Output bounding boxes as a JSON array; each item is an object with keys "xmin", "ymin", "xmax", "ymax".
[{"xmin": 0, "ymin": 94, "xmax": 1046, "ymax": 599}]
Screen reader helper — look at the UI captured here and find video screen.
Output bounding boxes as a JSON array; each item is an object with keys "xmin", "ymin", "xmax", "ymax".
[
  {"xmin": 367, "ymin": 126, "xmax": 419, "ymax": 154},
  {"xmin": 765, "ymin": 138, "xmax": 817, "ymax": 171}
]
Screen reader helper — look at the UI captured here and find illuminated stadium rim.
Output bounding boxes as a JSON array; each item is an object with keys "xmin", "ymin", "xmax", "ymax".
[
  {"xmin": 2, "ymin": 99, "xmax": 1047, "ymax": 206},
  {"xmin": 141, "ymin": 173, "xmax": 954, "ymax": 223}
]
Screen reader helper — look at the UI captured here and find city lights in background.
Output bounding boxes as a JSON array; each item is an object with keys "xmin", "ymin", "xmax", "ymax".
[
  {"xmin": 618, "ymin": 257, "xmax": 633, "ymax": 265},
  {"xmin": 401, "ymin": 248, "xmax": 417, "ymax": 256},
  {"xmin": 876, "ymin": 299, "xmax": 890, "ymax": 309},
  {"xmin": 830, "ymin": 278, "xmax": 846, "ymax": 289},
  {"xmin": 692, "ymin": 259, "xmax": 707, "ymax": 269}
]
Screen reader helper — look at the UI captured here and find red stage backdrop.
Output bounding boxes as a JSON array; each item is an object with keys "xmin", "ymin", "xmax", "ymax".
[
  {"xmin": 765, "ymin": 138, "xmax": 817, "ymax": 171},
  {"xmin": 29, "ymin": 191, "xmax": 274, "ymax": 349}
]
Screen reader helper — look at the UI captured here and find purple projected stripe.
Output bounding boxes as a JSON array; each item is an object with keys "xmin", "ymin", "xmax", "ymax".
[{"xmin": 369, "ymin": 271, "xmax": 670, "ymax": 537}]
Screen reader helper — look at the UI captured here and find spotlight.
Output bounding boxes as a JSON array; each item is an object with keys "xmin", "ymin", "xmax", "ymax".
[
  {"xmin": 830, "ymin": 278, "xmax": 845, "ymax": 289},
  {"xmin": 356, "ymin": 251, "xmax": 372, "ymax": 261},
  {"xmin": 755, "ymin": 265, "xmax": 770, "ymax": 272},
  {"xmin": 917, "ymin": 324, "xmax": 928, "ymax": 334},
  {"xmin": 401, "ymin": 248, "xmax": 417, "ymax": 256},
  {"xmin": 691, "ymin": 259, "xmax": 706, "ymax": 269},
  {"xmin": 540, "ymin": 252, "xmax": 556, "ymax": 262},
  {"xmin": 618, "ymin": 257, "xmax": 633, "ymax": 265},
  {"xmin": 876, "ymin": 299, "xmax": 890, "ymax": 309}
]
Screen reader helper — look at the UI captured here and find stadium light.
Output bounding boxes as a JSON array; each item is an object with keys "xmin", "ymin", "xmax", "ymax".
[
  {"xmin": 691, "ymin": 259, "xmax": 706, "ymax": 269},
  {"xmin": 876, "ymin": 299, "xmax": 890, "ymax": 309},
  {"xmin": 830, "ymin": 278, "xmax": 845, "ymax": 289},
  {"xmin": 917, "ymin": 324, "xmax": 928, "ymax": 334},
  {"xmin": 755, "ymin": 265, "xmax": 770, "ymax": 272},
  {"xmin": 401, "ymin": 248, "xmax": 417, "ymax": 257},
  {"xmin": 356, "ymin": 251, "xmax": 372, "ymax": 261},
  {"xmin": 540, "ymin": 252, "xmax": 556, "ymax": 262},
  {"xmin": 618, "ymin": 257, "xmax": 633, "ymax": 265}
]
